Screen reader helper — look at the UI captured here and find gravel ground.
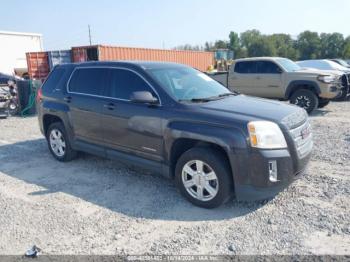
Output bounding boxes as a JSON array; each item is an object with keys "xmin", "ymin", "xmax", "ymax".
[{"xmin": 0, "ymin": 101, "xmax": 349, "ymax": 256}]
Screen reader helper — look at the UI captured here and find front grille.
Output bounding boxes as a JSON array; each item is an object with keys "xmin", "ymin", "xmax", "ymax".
[{"xmin": 289, "ymin": 120, "xmax": 313, "ymax": 159}]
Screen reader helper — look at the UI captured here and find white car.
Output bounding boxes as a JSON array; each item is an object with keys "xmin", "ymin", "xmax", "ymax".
[{"xmin": 296, "ymin": 60, "xmax": 349, "ymax": 101}]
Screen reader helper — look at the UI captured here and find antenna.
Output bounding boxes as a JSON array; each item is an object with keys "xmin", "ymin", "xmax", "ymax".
[{"xmin": 88, "ymin": 25, "xmax": 92, "ymax": 45}]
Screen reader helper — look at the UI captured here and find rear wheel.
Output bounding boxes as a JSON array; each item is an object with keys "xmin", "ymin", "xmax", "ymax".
[
  {"xmin": 175, "ymin": 147, "xmax": 233, "ymax": 208},
  {"xmin": 47, "ymin": 122, "xmax": 77, "ymax": 162},
  {"xmin": 290, "ymin": 89, "xmax": 319, "ymax": 113}
]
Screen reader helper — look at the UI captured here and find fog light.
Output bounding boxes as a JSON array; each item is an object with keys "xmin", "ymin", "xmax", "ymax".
[{"xmin": 268, "ymin": 160, "xmax": 278, "ymax": 182}]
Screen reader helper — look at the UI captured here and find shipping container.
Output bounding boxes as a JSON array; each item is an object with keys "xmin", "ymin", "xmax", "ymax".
[
  {"xmin": 72, "ymin": 45, "xmax": 214, "ymax": 72},
  {"xmin": 26, "ymin": 52, "xmax": 49, "ymax": 80},
  {"xmin": 48, "ymin": 50, "xmax": 72, "ymax": 70}
]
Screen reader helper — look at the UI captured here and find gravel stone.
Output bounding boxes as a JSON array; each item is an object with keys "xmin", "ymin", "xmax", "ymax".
[{"xmin": 0, "ymin": 101, "xmax": 349, "ymax": 255}]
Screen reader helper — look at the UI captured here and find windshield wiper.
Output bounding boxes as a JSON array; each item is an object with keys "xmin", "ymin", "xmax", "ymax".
[
  {"xmin": 218, "ymin": 92, "xmax": 237, "ymax": 97},
  {"xmin": 179, "ymin": 92, "xmax": 238, "ymax": 103},
  {"xmin": 179, "ymin": 97, "xmax": 216, "ymax": 103}
]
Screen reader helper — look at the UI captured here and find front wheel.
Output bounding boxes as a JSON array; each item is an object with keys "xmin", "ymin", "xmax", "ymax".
[
  {"xmin": 175, "ymin": 147, "xmax": 233, "ymax": 208},
  {"xmin": 290, "ymin": 89, "xmax": 319, "ymax": 113}
]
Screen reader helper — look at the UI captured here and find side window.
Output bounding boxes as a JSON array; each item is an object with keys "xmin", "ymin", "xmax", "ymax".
[
  {"xmin": 108, "ymin": 69, "xmax": 155, "ymax": 100},
  {"xmin": 42, "ymin": 67, "xmax": 66, "ymax": 92},
  {"xmin": 0, "ymin": 78, "xmax": 9, "ymax": 85},
  {"xmin": 234, "ymin": 61, "xmax": 257, "ymax": 74},
  {"xmin": 69, "ymin": 68, "xmax": 107, "ymax": 95},
  {"xmin": 257, "ymin": 61, "xmax": 281, "ymax": 74}
]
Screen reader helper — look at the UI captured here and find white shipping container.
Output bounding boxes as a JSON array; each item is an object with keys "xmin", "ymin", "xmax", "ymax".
[{"xmin": 0, "ymin": 31, "xmax": 43, "ymax": 75}]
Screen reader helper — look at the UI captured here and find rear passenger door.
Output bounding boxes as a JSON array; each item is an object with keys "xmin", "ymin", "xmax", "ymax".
[
  {"xmin": 254, "ymin": 61, "xmax": 284, "ymax": 98},
  {"xmin": 228, "ymin": 61, "xmax": 257, "ymax": 95},
  {"xmin": 100, "ymin": 68, "xmax": 163, "ymax": 162},
  {"xmin": 67, "ymin": 67, "xmax": 108, "ymax": 147}
]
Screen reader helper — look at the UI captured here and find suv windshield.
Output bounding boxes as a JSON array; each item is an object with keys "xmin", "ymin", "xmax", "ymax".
[
  {"xmin": 148, "ymin": 67, "xmax": 232, "ymax": 102},
  {"xmin": 276, "ymin": 58, "xmax": 301, "ymax": 72}
]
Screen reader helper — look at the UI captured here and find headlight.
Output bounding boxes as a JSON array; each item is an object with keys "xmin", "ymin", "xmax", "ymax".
[
  {"xmin": 247, "ymin": 121, "xmax": 287, "ymax": 149},
  {"xmin": 317, "ymin": 75, "xmax": 336, "ymax": 83}
]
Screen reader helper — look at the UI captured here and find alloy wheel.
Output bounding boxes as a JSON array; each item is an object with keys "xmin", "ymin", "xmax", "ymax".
[
  {"xmin": 295, "ymin": 95, "xmax": 311, "ymax": 109},
  {"xmin": 49, "ymin": 129, "xmax": 66, "ymax": 157},
  {"xmin": 181, "ymin": 160, "xmax": 219, "ymax": 201}
]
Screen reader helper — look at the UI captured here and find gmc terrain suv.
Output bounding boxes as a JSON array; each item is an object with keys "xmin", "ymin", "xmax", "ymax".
[
  {"xmin": 38, "ymin": 61, "xmax": 313, "ymax": 208},
  {"xmin": 211, "ymin": 57, "xmax": 342, "ymax": 113}
]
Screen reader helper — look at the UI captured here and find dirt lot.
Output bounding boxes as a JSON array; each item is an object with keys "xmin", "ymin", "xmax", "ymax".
[{"xmin": 0, "ymin": 101, "xmax": 349, "ymax": 256}]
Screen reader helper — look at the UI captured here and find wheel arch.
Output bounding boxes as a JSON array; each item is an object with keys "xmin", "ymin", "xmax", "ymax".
[
  {"xmin": 165, "ymin": 122, "xmax": 248, "ymax": 181},
  {"xmin": 43, "ymin": 114, "xmax": 63, "ymax": 136},
  {"xmin": 285, "ymin": 80, "xmax": 321, "ymax": 99}
]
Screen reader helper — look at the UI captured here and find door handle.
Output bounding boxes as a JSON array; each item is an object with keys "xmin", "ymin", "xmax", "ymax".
[
  {"xmin": 256, "ymin": 76, "xmax": 261, "ymax": 80},
  {"xmin": 64, "ymin": 96, "xmax": 72, "ymax": 103},
  {"xmin": 104, "ymin": 103, "xmax": 115, "ymax": 110}
]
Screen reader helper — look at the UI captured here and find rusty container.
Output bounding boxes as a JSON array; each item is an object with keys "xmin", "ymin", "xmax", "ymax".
[
  {"xmin": 26, "ymin": 52, "xmax": 50, "ymax": 80},
  {"xmin": 72, "ymin": 45, "xmax": 214, "ymax": 71}
]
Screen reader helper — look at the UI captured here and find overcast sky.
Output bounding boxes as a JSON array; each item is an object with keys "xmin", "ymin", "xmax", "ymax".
[{"xmin": 1, "ymin": 0, "xmax": 349, "ymax": 50}]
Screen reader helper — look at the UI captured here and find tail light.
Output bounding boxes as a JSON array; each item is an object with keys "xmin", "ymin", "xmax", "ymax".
[{"xmin": 37, "ymin": 88, "xmax": 43, "ymax": 102}]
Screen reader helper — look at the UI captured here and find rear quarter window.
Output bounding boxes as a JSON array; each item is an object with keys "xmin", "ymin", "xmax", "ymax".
[
  {"xmin": 234, "ymin": 61, "xmax": 257, "ymax": 73},
  {"xmin": 68, "ymin": 68, "xmax": 108, "ymax": 96},
  {"xmin": 42, "ymin": 67, "xmax": 66, "ymax": 92}
]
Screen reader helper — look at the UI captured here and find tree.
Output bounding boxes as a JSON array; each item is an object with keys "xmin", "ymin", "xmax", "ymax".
[
  {"xmin": 214, "ymin": 40, "xmax": 229, "ymax": 49},
  {"xmin": 240, "ymin": 29, "xmax": 261, "ymax": 49},
  {"xmin": 320, "ymin": 33, "xmax": 344, "ymax": 58},
  {"xmin": 173, "ymin": 44, "xmax": 203, "ymax": 51},
  {"xmin": 297, "ymin": 31, "xmax": 321, "ymax": 60},
  {"xmin": 204, "ymin": 42, "xmax": 214, "ymax": 51},
  {"xmin": 269, "ymin": 34, "xmax": 298, "ymax": 60},
  {"xmin": 247, "ymin": 36, "xmax": 277, "ymax": 57},
  {"xmin": 343, "ymin": 37, "xmax": 350, "ymax": 59}
]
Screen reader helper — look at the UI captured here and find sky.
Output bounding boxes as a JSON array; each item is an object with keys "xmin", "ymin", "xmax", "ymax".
[{"xmin": 1, "ymin": 0, "xmax": 349, "ymax": 51}]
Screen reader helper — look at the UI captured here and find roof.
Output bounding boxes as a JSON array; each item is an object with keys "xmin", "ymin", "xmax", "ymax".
[
  {"xmin": 0, "ymin": 30, "xmax": 42, "ymax": 37},
  {"xmin": 234, "ymin": 57, "xmax": 284, "ymax": 62},
  {"xmin": 69, "ymin": 60, "xmax": 188, "ymax": 70}
]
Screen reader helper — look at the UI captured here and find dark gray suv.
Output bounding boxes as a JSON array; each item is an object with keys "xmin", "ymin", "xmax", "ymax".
[{"xmin": 37, "ymin": 61, "xmax": 313, "ymax": 208}]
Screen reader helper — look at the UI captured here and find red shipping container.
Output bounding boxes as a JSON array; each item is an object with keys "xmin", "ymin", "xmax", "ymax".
[
  {"xmin": 26, "ymin": 52, "xmax": 50, "ymax": 80},
  {"xmin": 71, "ymin": 45, "xmax": 214, "ymax": 72}
]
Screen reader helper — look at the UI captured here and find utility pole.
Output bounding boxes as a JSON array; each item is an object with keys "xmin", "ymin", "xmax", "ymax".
[{"xmin": 88, "ymin": 25, "xmax": 92, "ymax": 45}]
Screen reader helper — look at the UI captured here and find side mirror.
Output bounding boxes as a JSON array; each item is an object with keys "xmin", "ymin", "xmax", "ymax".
[
  {"xmin": 276, "ymin": 67, "xmax": 283, "ymax": 74},
  {"xmin": 130, "ymin": 91, "xmax": 158, "ymax": 104}
]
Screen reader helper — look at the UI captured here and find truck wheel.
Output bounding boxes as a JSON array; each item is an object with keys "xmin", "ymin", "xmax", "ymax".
[
  {"xmin": 290, "ymin": 89, "xmax": 319, "ymax": 113},
  {"xmin": 333, "ymin": 86, "xmax": 348, "ymax": 101},
  {"xmin": 318, "ymin": 99, "xmax": 330, "ymax": 108},
  {"xmin": 46, "ymin": 122, "xmax": 77, "ymax": 162},
  {"xmin": 175, "ymin": 147, "xmax": 233, "ymax": 209}
]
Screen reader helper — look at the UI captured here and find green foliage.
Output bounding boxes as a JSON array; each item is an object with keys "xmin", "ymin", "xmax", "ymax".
[
  {"xmin": 177, "ymin": 29, "xmax": 350, "ymax": 61},
  {"xmin": 297, "ymin": 31, "xmax": 321, "ymax": 60},
  {"xmin": 343, "ymin": 37, "xmax": 350, "ymax": 59},
  {"xmin": 320, "ymin": 33, "xmax": 344, "ymax": 58}
]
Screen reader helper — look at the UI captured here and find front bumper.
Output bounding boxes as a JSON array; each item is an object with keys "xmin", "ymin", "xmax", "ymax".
[
  {"xmin": 232, "ymin": 119, "xmax": 313, "ymax": 201},
  {"xmin": 319, "ymin": 83, "xmax": 343, "ymax": 99},
  {"xmin": 233, "ymin": 149, "xmax": 311, "ymax": 201}
]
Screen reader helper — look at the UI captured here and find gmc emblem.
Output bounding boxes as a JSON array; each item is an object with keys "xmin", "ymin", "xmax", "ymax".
[{"xmin": 301, "ymin": 126, "xmax": 311, "ymax": 139}]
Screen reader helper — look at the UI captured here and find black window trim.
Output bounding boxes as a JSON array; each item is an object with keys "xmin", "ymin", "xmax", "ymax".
[
  {"xmin": 66, "ymin": 66, "xmax": 162, "ymax": 105},
  {"xmin": 233, "ymin": 61, "xmax": 257, "ymax": 74},
  {"xmin": 256, "ymin": 60, "xmax": 283, "ymax": 74}
]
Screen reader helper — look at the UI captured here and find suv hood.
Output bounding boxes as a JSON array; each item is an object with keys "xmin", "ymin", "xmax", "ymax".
[{"xmin": 198, "ymin": 95, "xmax": 304, "ymax": 124}]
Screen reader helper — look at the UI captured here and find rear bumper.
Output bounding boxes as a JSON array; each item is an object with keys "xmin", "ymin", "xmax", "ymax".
[{"xmin": 232, "ymin": 148, "xmax": 312, "ymax": 201}]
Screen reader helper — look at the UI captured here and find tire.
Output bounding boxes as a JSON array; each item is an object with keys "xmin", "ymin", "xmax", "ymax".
[
  {"xmin": 318, "ymin": 99, "xmax": 330, "ymax": 108},
  {"xmin": 333, "ymin": 86, "xmax": 348, "ymax": 101},
  {"xmin": 7, "ymin": 101, "xmax": 18, "ymax": 116},
  {"xmin": 290, "ymin": 89, "xmax": 319, "ymax": 113},
  {"xmin": 175, "ymin": 147, "xmax": 233, "ymax": 209},
  {"xmin": 46, "ymin": 122, "xmax": 77, "ymax": 162}
]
